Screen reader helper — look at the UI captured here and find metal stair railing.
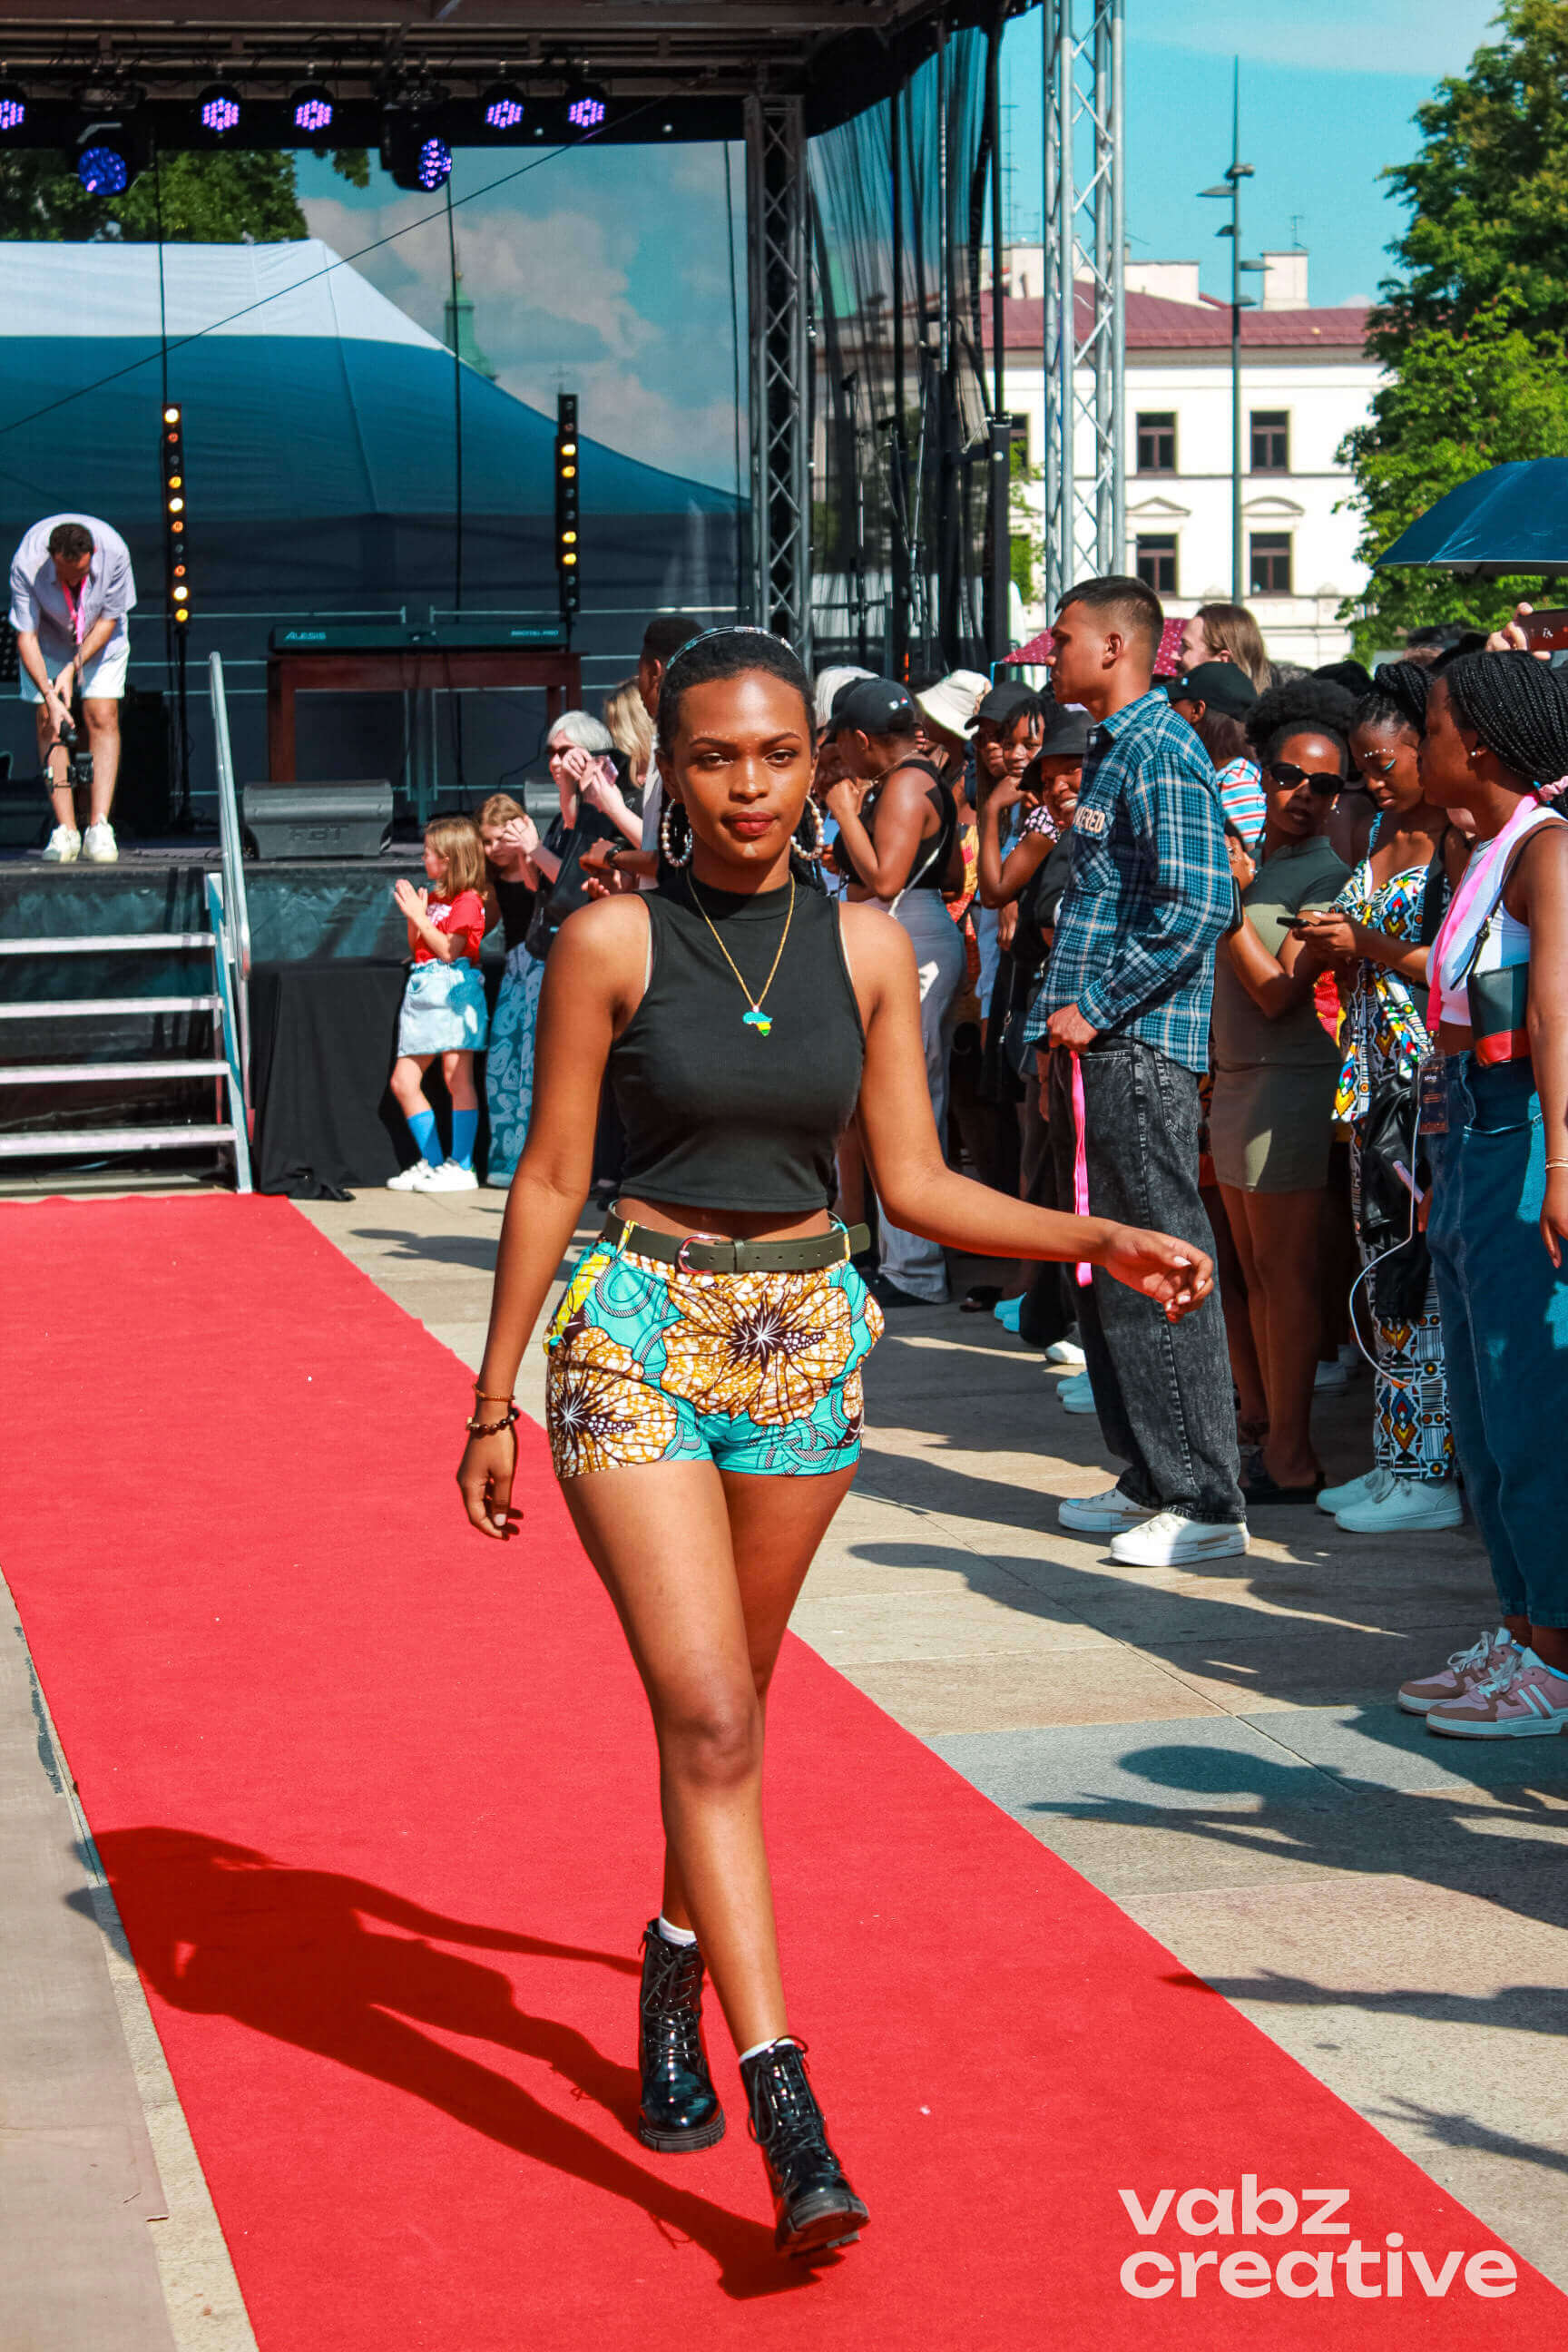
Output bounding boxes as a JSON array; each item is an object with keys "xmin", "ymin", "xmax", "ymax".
[{"xmin": 207, "ymin": 651, "xmax": 253, "ymax": 1139}]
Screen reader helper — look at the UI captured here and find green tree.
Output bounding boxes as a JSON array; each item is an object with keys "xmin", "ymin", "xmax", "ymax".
[
  {"xmin": 0, "ymin": 148, "xmax": 368, "ymax": 243},
  {"xmin": 1342, "ymin": 0, "xmax": 1568, "ymax": 650}
]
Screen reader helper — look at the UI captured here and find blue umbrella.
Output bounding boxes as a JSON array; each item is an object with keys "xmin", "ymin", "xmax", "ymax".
[{"xmin": 1377, "ymin": 459, "xmax": 1568, "ymax": 578}]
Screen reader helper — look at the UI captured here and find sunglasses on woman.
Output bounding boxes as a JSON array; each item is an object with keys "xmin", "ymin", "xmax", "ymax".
[{"xmin": 1268, "ymin": 760, "xmax": 1345, "ymax": 797}]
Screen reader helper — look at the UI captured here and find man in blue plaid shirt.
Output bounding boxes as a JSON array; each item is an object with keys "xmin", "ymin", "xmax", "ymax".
[{"xmin": 1024, "ymin": 576, "xmax": 1246, "ymax": 1563}]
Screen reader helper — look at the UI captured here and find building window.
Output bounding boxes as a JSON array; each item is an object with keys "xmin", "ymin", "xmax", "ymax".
[
  {"xmin": 1135, "ymin": 534, "xmax": 1179, "ymax": 596},
  {"xmin": 1136, "ymin": 412, "xmax": 1176, "ymax": 474},
  {"xmin": 1250, "ymin": 532, "xmax": 1293, "ymax": 596},
  {"xmin": 1250, "ymin": 410, "xmax": 1289, "ymax": 473}
]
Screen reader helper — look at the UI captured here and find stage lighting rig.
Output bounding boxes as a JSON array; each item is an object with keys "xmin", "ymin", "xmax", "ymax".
[
  {"xmin": 480, "ymin": 78, "xmax": 526, "ymax": 133},
  {"xmin": 73, "ymin": 71, "xmax": 147, "ymax": 195},
  {"xmin": 78, "ymin": 142, "xmax": 131, "ymax": 196},
  {"xmin": 290, "ymin": 76, "xmax": 335, "ymax": 138},
  {"xmin": 380, "ymin": 74, "xmax": 453, "ymax": 192},
  {"xmin": 197, "ymin": 81, "xmax": 243, "ymax": 138},
  {"xmin": 162, "ymin": 403, "xmax": 191, "ymax": 630},
  {"xmin": 0, "ymin": 79, "xmax": 27, "ymax": 135},
  {"xmin": 555, "ymin": 393, "xmax": 581, "ymax": 627}
]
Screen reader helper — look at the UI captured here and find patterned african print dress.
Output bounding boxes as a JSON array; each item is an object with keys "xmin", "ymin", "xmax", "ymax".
[{"xmin": 1332, "ymin": 832, "xmax": 1453, "ymax": 1484}]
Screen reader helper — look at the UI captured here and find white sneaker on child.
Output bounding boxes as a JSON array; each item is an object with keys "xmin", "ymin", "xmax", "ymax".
[
  {"xmin": 387, "ymin": 1160, "xmax": 435, "ymax": 1191},
  {"xmin": 415, "ymin": 1160, "xmax": 479, "ymax": 1192}
]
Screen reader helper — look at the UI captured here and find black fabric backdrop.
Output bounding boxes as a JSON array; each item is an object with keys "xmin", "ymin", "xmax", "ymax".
[{"xmin": 250, "ymin": 959, "xmax": 501, "ymax": 1200}]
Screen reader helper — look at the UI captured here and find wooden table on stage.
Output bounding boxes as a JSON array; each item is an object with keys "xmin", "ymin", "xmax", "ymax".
[{"xmin": 265, "ymin": 646, "xmax": 582, "ymax": 781}]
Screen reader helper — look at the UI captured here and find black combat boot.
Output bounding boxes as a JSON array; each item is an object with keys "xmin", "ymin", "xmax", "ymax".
[
  {"xmin": 739, "ymin": 2038, "xmax": 869, "ymax": 2258},
  {"xmin": 637, "ymin": 1920, "xmax": 725, "ymax": 2152}
]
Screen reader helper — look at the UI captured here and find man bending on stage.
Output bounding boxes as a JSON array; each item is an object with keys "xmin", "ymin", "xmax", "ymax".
[{"xmin": 9, "ymin": 514, "xmax": 137, "ymax": 864}]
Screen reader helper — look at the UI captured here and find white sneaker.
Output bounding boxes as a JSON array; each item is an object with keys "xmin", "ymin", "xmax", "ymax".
[
  {"xmin": 81, "ymin": 819, "xmax": 118, "ymax": 863},
  {"xmin": 1318, "ymin": 1464, "xmax": 1389, "ymax": 1517},
  {"xmin": 1110, "ymin": 1509, "xmax": 1250, "ymax": 1566},
  {"xmin": 387, "ymin": 1159, "xmax": 435, "ymax": 1191},
  {"xmin": 1046, "ymin": 1338, "xmax": 1087, "ymax": 1367},
  {"xmin": 1335, "ymin": 1475, "xmax": 1463, "ymax": 1535},
  {"xmin": 42, "ymin": 823, "xmax": 81, "ymax": 862},
  {"xmin": 1313, "ymin": 1357, "xmax": 1349, "ymax": 1391},
  {"xmin": 1058, "ymin": 1371, "xmax": 1097, "ymax": 1414},
  {"xmin": 414, "ymin": 1160, "xmax": 479, "ymax": 1192},
  {"xmin": 1058, "ymin": 1486, "xmax": 1153, "ymax": 1534}
]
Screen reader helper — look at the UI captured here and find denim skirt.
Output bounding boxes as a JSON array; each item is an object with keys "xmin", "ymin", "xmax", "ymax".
[{"xmin": 397, "ymin": 960, "xmax": 489, "ymax": 1057}]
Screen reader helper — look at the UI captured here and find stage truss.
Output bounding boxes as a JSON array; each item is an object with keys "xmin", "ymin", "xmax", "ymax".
[{"xmin": 1042, "ymin": 0, "xmax": 1124, "ymax": 610}]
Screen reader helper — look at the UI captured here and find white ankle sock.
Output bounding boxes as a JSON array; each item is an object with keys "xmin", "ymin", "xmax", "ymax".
[
  {"xmin": 739, "ymin": 2035, "xmax": 795, "ymax": 2065},
  {"xmin": 656, "ymin": 1914, "xmax": 697, "ymax": 1946}
]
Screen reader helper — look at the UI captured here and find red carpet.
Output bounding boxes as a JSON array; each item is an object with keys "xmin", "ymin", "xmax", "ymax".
[{"xmin": 1, "ymin": 1194, "xmax": 1560, "ymax": 2348}]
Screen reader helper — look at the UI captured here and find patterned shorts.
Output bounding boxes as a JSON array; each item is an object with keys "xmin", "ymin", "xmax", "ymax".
[{"xmin": 543, "ymin": 1238, "xmax": 884, "ymax": 1479}]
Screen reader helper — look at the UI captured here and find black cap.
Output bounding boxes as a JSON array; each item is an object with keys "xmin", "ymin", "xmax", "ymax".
[
  {"xmin": 1035, "ymin": 703, "xmax": 1092, "ymax": 759},
  {"xmin": 1168, "ymin": 662, "xmax": 1258, "ymax": 719},
  {"xmin": 828, "ymin": 676, "xmax": 920, "ymax": 740},
  {"xmin": 975, "ymin": 681, "xmax": 1036, "ymax": 728}
]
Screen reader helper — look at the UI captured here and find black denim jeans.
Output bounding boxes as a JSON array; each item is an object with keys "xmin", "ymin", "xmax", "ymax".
[{"xmin": 1048, "ymin": 1037, "xmax": 1243, "ymax": 1524}]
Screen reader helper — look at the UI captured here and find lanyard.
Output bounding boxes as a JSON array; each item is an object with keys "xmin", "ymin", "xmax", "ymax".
[{"xmin": 60, "ymin": 572, "xmax": 86, "ymax": 648}]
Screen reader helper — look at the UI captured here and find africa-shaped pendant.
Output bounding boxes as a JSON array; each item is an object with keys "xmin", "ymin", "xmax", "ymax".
[{"xmin": 742, "ymin": 1008, "xmax": 773, "ymax": 1035}]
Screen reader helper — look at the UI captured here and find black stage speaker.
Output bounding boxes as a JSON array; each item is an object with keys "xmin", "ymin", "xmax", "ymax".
[{"xmin": 242, "ymin": 780, "xmax": 393, "ymax": 860}]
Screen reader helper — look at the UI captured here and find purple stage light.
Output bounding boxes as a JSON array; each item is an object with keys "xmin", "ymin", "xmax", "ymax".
[
  {"xmin": 485, "ymin": 94, "xmax": 524, "ymax": 132},
  {"xmin": 566, "ymin": 94, "xmax": 605, "ymax": 130},
  {"xmin": 294, "ymin": 94, "xmax": 334, "ymax": 134},
  {"xmin": 0, "ymin": 96, "xmax": 24, "ymax": 133},
  {"xmin": 417, "ymin": 136, "xmax": 453, "ymax": 191},
  {"xmin": 201, "ymin": 93, "xmax": 240, "ymax": 135},
  {"xmin": 78, "ymin": 145, "xmax": 129, "ymax": 196}
]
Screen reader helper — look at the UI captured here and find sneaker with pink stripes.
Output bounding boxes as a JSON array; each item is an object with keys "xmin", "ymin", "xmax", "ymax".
[
  {"xmin": 1396, "ymin": 1627, "xmax": 1517, "ymax": 1717},
  {"xmin": 1426, "ymin": 1648, "xmax": 1568, "ymax": 1740}
]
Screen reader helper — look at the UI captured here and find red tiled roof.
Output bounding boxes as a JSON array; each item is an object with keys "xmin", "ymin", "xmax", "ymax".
[{"xmin": 986, "ymin": 289, "xmax": 1370, "ymax": 354}]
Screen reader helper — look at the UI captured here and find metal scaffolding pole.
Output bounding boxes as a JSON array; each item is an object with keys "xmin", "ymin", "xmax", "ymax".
[
  {"xmin": 745, "ymin": 91, "xmax": 812, "ymax": 662},
  {"xmin": 1042, "ymin": 0, "xmax": 1124, "ymax": 612}
]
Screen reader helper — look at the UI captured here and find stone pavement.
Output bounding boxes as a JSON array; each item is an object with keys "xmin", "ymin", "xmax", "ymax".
[{"xmin": 298, "ymin": 1186, "xmax": 1568, "ymax": 2291}]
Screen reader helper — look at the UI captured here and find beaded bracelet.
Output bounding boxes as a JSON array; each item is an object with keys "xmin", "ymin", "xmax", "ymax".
[{"xmin": 466, "ymin": 1403, "xmax": 520, "ymax": 1438}]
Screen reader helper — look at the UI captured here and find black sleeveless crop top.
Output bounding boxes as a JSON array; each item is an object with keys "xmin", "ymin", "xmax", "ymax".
[
  {"xmin": 608, "ymin": 872, "xmax": 866, "ymax": 1213},
  {"xmin": 837, "ymin": 754, "xmax": 957, "ymax": 895}
]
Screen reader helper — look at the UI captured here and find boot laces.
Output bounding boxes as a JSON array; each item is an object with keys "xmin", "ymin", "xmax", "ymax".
[
  {"xmin": 640, "ymin": 1933, "xmax": 705, "ymax": 2077},
  {"xmin": 746, "ymin": 2043, "xmax": 833, "ymax": 2180}
]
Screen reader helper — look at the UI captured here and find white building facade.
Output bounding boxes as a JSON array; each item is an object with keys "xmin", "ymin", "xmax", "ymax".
[{"xmin": 995, "ymin": 250, "xmax": 1381, "ymax": 666}]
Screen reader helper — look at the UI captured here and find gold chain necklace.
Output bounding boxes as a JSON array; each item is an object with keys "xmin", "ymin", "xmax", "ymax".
[{"xmin": 686, "ymin": 873, "xmax": 795, "ymax": 1037}]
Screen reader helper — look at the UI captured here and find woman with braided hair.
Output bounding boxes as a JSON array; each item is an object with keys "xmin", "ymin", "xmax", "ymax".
[
  {"xmin": 453, "ymin": 626, "xmax": 1214, "ymax": 2259},
  {"xmin": 1395, "ymin": 651, "xmax": 1568, "ymax": 1738},
  {"xmin": 1293, "ymin": 667, "xmax": 1468, "ymax": 1534}
]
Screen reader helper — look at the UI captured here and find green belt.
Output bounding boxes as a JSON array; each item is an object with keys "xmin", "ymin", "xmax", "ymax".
[{"xmin": 602, "ymin": 1210, "xmax": 870, "ymax": 1276}]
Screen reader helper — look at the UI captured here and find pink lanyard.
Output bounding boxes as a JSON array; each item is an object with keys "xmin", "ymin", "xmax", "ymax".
[
  {"xmin": 1070, "ymin": 1051, "xmax": 1093, "ymax": 1288},
  {"xmin": 60, "ymin": 573, "xmax": 85, "ymax": 648}
]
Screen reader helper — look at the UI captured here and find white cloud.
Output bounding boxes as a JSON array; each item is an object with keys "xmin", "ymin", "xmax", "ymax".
[{"xmin": 496, "ymin": 355, "xmax": 742, "ymax": 492}]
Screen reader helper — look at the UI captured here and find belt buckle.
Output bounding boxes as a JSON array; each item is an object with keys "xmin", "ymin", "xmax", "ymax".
[{"xmin": 676, "ymin": 1230, "xmax": 730, "ymax": 1274}]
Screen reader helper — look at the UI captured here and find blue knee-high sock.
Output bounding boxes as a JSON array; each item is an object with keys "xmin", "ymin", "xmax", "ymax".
[
  {"xmin": 407, "ymin": 1106, "xmax": 442, "ymax": 1165},
  {"xmin": 451, "ymin": 1107, "xmax": 478, "ymax": 1171}
]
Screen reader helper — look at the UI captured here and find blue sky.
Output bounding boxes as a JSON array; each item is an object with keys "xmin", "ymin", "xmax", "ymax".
[
  {"xmin": 1001, "ymin": 0, "xmax": 1499, "ymax": 307},
  {"xmin": 298, "ymin": 1, "xmax": 1499, "ymax": 487}
]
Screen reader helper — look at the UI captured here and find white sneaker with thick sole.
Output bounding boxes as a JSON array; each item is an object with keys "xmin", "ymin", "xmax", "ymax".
[
  {"xmin": 1317, "ymin": 1464, "xmax": 1389, "ymax": 1517},
  {"xmin": 1110, "ymin": 1509, "xmax": 1250, "ymax": 1565},
  {"xmin": 82, "ymin": 819, "xmax": 118, "ymax": 863},
  {"xmin": 1335, "ymin": 1475, "xmax": 1462, "ymax": 1535},
  {"xmin": 1313, "ymin": 1357, "xmax": 1349, "ymax": 1391},
  {"xmin": 42, "ymin": 824, "xmax": 81, "ymax": 862},
  {"xmin": 1058, "ymin": 1371, "xmax": 1097, "ymax": 1414},
  {"xmin": 1057, "ymin": 1486, "xmax": 1153, "ymax": 1535},
  {"xmin": 1045, "ymin": 1338, "xmax": 1087, "ymax": 1367},
  {"xmin": 387, "ymin": 1159, "xmax": 436, "ymax": 1192},
  {"xmin": 415, "ymin": 1160, "xmax": 479, "ymax": 1192}
]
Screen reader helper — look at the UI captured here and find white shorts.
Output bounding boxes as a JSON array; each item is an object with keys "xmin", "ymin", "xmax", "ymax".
[{"xmin": 21, "ymin": 638, "xmax": 129, "ymax": 704}]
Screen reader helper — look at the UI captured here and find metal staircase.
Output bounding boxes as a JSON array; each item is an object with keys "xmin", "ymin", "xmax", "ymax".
[{"xmin": 0, "ymin": 655, "xmax": 253, "ymax": 1190}]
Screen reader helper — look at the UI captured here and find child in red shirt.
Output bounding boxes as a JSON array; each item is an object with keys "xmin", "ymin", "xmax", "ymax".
[{"xmin": 388, "ymin": 815, "xmax": 490, "ymax": 1192}]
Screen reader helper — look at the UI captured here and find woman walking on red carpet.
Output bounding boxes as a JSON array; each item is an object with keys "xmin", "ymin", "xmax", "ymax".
[{"xmin": 457, "ymin": 627, "xmax": 1213, "ymax": 2260}]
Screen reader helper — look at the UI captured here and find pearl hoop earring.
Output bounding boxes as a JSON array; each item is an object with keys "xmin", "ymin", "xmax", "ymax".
[
  {"xmin": 794, "ymin": 798, "xmax": 827, "ymax": 862},
  {"xmin": 660, "ymin": 798, "xmax": 694, "ymax": 867}
]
